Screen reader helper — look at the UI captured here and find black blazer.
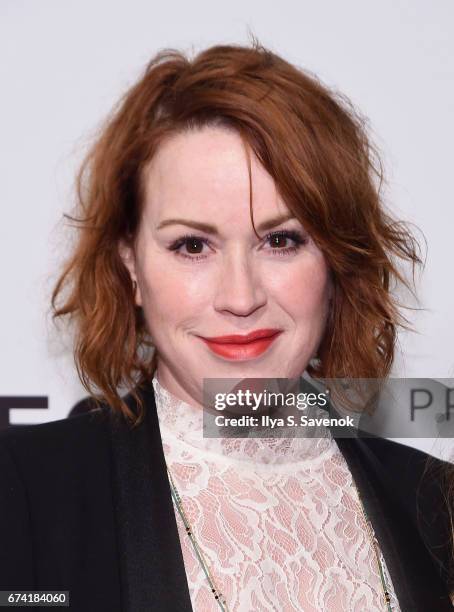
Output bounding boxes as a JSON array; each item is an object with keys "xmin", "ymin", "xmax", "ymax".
[{"xmin": 0, "ymin": 382, "xmax": 453, "ymax": 612}]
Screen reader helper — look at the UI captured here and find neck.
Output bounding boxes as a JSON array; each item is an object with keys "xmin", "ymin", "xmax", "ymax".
[{"xmin": 155, "ymin": 362, "xmax": 205, "ymax": 411}]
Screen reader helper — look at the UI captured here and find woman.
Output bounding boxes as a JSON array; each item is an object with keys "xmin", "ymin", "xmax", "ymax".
[{"xmin": 0, "ymin": 41, "xmax": 453, "ymax": 611}]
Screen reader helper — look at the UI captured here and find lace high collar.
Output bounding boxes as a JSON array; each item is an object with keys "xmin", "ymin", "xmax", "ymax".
[{"xmin": 152, "ymin": 375, "xmax": 335, "ymax": 468}]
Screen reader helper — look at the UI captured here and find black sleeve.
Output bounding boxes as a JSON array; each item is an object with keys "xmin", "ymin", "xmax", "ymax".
[{"xmin": 0, "ymin": 438, "xmax": 35, "ymax": 590}]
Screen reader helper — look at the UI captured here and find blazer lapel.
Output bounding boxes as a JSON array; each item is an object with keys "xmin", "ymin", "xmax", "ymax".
[{"xmin": 108, "ymin": 385, "xmax": 193, "ymax": 612}]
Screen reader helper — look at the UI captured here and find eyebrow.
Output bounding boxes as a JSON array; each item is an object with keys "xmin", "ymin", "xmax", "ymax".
[{"xmin": 156, "ymin": 213, "xmax": 296, "ymax": 234}]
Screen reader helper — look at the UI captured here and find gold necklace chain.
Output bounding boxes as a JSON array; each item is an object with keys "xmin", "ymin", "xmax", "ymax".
[
  {"xmin": 351, "ymin": 477, "xmax": 393, "ymax": 611},
  {"xmin": 166, "ymin": 465, "xmax": 230, "ymax": 612},
  {"xmin": 166, "ymin": 463, "xmax": 393, "ymax": 612}
]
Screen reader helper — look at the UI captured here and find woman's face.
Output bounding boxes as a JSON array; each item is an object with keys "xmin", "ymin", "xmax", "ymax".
[{"xmin": 121, "ymin": 126, "xmax": 332, "ymax": 407}]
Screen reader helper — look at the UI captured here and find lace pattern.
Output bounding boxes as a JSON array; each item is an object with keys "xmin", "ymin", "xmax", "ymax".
[{"xmin": 153, "ymin": 376, "xmax": 400, "ymax": 611}]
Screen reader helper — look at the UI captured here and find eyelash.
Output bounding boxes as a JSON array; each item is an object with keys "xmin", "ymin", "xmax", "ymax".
[{"xmin": 168, "ymin": 230, "xmax": 308, "ymax": 262}]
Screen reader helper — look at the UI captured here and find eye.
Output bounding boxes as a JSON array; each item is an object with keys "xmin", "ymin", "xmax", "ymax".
[
  {"xmin": 168, "ymin": 234, "xmax": 212, "ymax": 261},
  {"xmin": 167, "ymin": 229, "xmax": 308, "ymax": 262},
  {"xmin": 263, "ymin": 230, "xmax": 307, "ymax": 255}
]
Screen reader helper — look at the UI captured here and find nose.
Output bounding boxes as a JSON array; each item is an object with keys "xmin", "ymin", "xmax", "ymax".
[{"xmin": 213, "ymin": 248, "xmax": 267, "ymax": 317}]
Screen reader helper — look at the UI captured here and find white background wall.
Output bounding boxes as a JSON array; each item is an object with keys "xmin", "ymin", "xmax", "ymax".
[{"xmin": 1, "ymin": 1, "xmax": 453, "ymax": 459}]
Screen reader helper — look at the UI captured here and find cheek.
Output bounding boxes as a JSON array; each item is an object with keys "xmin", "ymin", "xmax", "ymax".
[
  {"xmin": 138, "ymin": 258, "xmax": 210, "ymax": 325},
  {"xmin": 267, "ymin": 256, "xmax": 331, "ymax": 319}
]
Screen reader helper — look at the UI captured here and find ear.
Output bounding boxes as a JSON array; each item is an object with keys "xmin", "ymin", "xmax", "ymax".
[{"xmin": 118, "ymin": 239, "xmax": 143, "ymax": 307}]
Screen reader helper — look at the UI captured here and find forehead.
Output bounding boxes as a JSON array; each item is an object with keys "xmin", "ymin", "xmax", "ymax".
[{"xmin": 141, "ymin": 126, "xmax": 290, "ymax": 224}]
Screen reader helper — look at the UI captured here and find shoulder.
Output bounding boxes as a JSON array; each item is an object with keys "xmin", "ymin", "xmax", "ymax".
[
  {"xmin": 352, "ymin": 434, "xmax": 448, "ymax": 471},
  {"xmin": 351, "ymin": 435, "xmax": 452, "ymax": 496},
  {"xmin": 0, "ymin": 407, "xmax": 110, "ymax": 453},
  {"xmin": 0, "ymin": 384, "xmax": 150, "ymax": 483},
  {"xmin": 349, "ymin": 436, "xmax": 452, "ymax": 521},
  {"xmin": 0, "ymin": 408, "xmax": 116, "ymax": 496}
]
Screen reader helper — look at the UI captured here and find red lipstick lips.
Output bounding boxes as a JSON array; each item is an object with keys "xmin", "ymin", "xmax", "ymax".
[{"xmin": 198, "ymin": 328, "xmax": 282, "ymax": 360}]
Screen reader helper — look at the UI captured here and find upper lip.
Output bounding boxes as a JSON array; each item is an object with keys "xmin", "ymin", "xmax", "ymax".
[{"xmin": 200, "ymin": 329, "xmax": 282, "ymax": 344}]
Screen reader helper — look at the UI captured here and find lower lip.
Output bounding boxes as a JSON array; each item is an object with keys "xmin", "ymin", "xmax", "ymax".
[{"xmin": 200, "ymin": 333, "xmax": 281, "ymax": 360}]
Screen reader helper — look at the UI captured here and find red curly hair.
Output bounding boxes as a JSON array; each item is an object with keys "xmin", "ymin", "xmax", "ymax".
[{"xmin": 52, "ymin": 39, "xmax": 422, "ymax": 425}]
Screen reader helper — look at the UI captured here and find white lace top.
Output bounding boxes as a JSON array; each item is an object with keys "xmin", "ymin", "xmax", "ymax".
[{"xmin": 152, "ymin": 375, "xmax": 400, "ymax": 612}]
